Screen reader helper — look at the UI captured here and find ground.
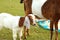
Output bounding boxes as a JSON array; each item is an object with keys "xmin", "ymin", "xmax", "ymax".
[{"xmin": 0, "ymin": 0, "xmax": 60, "ymax": 40}]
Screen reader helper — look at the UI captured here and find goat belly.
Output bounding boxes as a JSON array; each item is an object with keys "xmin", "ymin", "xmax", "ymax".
[{"xmin": 32, "ymin": 0, "xmax": 47, "ymax": 18}]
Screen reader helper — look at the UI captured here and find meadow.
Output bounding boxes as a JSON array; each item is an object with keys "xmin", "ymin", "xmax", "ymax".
[{"xmin": 0, "ymin": 0, "xmax": 60, "ymax": 40}]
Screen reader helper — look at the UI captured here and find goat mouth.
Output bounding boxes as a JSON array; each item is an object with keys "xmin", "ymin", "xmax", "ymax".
[{"xmin": 31, "ymin": 23, "xmax": 36, "ymax": 26}]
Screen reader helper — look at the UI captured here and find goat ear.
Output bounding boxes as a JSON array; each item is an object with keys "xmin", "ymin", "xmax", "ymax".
[{"xmin": 19, "ymin": 17, "xmax": 25, "ymax": 27}]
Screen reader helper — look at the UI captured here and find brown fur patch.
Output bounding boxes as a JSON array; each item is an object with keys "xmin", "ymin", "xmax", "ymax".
[
  {"xmin": 24, "ymin": 0, "xmax": 32, "ymax": 15},
  {"xmin": 19, "ymin": 17, "xmax": 25, "ymax": 27},
  {"xmin": 22, "ymin": 0, "xmax": 60, "ymax": 40}
]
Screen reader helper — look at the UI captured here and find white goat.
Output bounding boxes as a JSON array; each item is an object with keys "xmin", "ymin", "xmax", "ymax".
[{"xmin": 0, "ymin": 13, "xmax": 36, "ymax": 40}]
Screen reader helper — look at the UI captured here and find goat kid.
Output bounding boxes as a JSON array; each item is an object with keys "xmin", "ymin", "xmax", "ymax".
[{"xmin": 0, "ymin": 13, "xmax": 36, "ymax": 40}]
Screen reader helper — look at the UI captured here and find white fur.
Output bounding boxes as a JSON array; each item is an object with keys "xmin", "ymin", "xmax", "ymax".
[
  {"xmin": 0, "ymin": 13, "xmax": 22, "ymax": 40},
  {"xmin": 0, "ymin": 13, "xmax": 13, "ymax": 30},
  {"xmin": 32, "ymin": 0, "xmax": 47, "ymax": 18},
  {"xmin": 24, "ymin": 16, "xmax": 30, "ymax": 29},
  {"xmin": 0, "ymin": 13, "xmax": 36, "ymax": 40}
]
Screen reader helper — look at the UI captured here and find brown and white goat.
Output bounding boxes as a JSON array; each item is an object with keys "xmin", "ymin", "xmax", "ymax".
[
  {"xmin": 20, "ymin": 0, "xmax": 60, "ymax": 40},
  {"xmin": 0, "ymin": 13, "xmax": 36, "ymax": 40}
]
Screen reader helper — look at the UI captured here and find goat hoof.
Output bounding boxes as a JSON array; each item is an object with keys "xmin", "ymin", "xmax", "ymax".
[{"xmin": 24, "ymin": 37, "xmax": 26, "ymax": 39}]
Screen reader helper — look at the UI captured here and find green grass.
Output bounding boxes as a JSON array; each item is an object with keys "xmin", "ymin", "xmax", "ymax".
[
  {"xmin": 0, "ymin": 0, "xmax": 60, "ymax": 40},
  {"xmin": 0, "ymin": 0, "xmax": 24, "ymax": 16}
]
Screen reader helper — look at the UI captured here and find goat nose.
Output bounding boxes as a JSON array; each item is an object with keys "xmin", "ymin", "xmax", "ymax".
[{"xmin": 33, "ymin": 24, "xmax": 36, "ymax": 26}]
